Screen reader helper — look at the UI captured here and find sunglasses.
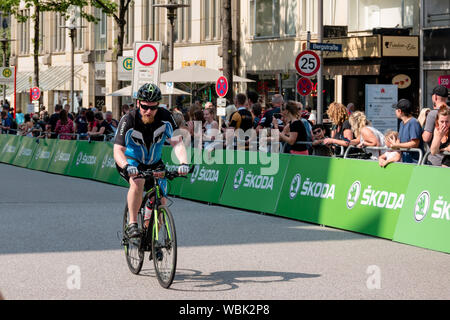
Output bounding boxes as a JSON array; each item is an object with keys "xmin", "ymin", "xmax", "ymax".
[
  {"xmin": 140, "ymin": 102, "xmax": 159, "ymax": 111},
  {"xmin": 313, "ymin": 129, "xmax": 322, "ymax": 134}
]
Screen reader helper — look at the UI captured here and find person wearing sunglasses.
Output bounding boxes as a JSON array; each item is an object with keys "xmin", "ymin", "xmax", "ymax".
[{"xmin": 114, "ymin": 83, "xmax": 189, "ymax": 238}]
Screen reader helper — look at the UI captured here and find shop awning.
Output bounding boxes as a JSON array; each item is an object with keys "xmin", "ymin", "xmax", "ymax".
[
  {"xmin": 323, "ymin": 64, "xmax": 381, "ymax": 76},
  {"xmin": 6, "ymin": 65, "xmax": 83, "ymax": 95}
]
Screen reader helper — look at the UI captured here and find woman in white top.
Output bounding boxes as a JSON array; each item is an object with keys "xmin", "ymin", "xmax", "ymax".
[{"xmin": 349, "ymin": 111, "xmax": 385, "ymax": 159}]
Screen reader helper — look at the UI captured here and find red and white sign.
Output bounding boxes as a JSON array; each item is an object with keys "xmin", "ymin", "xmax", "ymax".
[
  {"xmin": 297, "ymin": 77, "xmax": 313, "ymax": 96},
  {"xmin": 30, "ymin": 87, "xmax": 41, "ymax": 101},
  {"xmin": 439, "ymin": 75, "xmax": 450, "ymax": 89},
  {"xmin": 215, "ymin": 76, "xmax": 228, "ymax": 98},
  {"xmin": 295, "ymin": 50, "xmax": 320, "ymax": 77},
  {"xmin": 132, "ymin": 41, "xmax": 162, "ymax": 99}
]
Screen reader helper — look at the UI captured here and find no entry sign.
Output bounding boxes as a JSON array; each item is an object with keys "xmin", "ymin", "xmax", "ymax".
[
  {"xmin": 297, "ymin": 77, "xmax": 313, "ymax": 96},
  {"xmin": 216, "ymin": 76, "xmax": 228, "ymax": 98},
  {"xmin": 132, "ymin": 41, "xmax": 162, "ymax": 99},
  {"xmin": 295, "ymin": 50, "xmax": 320, "ymax": 77}
]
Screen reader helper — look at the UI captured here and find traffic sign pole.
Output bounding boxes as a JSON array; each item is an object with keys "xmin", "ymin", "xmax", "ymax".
[{"xmin": 317, "ymin": 0, "xmax": 324, "ymax": 124}]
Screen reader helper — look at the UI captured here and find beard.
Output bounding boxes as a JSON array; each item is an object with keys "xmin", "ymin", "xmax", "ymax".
[{"xmin": 141, "ymin": 113, "xmax": 155, "ymax": 124}]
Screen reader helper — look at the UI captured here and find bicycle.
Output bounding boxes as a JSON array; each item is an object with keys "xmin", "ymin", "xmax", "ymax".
[{"xmin": 121, "ymin": 166, "xmax": 189, "ymax": 288}]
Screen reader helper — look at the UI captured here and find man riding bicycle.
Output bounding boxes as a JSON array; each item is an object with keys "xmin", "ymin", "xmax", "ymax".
[{"xmin": 114, "ymin": 83, "xmax": 189, "ymax": 238}]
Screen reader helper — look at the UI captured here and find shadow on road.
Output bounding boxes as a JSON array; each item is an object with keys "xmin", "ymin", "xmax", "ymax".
[{"xmin": 137, "ymin": 268, "xmax": 320, "ymax": 292}]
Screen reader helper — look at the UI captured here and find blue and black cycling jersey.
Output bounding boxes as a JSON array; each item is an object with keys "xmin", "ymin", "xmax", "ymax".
[{"xmin": 114, "ymin": 108, "xmax": 177, "ymax": 167}]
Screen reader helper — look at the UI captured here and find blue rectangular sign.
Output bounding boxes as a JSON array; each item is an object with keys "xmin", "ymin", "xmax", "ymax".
[{"xmin": 310, "ymin": 42, "xmax": 342, "ymax": 52}]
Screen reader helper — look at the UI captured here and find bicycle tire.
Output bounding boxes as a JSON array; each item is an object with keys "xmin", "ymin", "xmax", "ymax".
[
  {"xmin": 123, "ymin": 203, "xmax": 144, "ymax": 274},
  {"xmin": 151, "ymin": 205, "xmax": 177, "ymax": 288}
]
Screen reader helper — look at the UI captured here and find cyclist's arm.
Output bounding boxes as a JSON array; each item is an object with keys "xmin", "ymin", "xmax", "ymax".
[{"xmin": 113, "ymin": 144, "xmax": 129, "ymax": 169}]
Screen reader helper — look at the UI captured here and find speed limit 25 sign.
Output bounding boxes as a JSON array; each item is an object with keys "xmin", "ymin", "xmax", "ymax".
[{"xmin": 295, "ymin": 50, "xmax": 320, "ymax": 77}]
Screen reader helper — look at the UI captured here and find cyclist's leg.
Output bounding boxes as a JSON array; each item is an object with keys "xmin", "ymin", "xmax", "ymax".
[
  {"xmin": 128, "ymin": 177, "xmax": 145, "ymax": 224},
  {"xmin": 158, "ymin": 178, "xmax": 168, "ymax": 206}
]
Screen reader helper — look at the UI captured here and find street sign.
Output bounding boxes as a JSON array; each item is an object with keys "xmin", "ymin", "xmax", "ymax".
[
  {"xmin": 310, "ymin": 42, "xmax": 343, "ymax": 52},
  {"xmin": 217, "ymin": 97, "xmax": 227, "ymax": 107},
  {"xmin": 30, "ymin": 87, "xmax": 41, "ymax": 101},
  {"xmin": 132, "ymin": 41, "xmax": 162, "ymax": 99},
  {"xmin": 216, "ymin": 76, "xmax": 228, "ymax": 98},
  {"xmin": 0, "ymin": 67, "xmax": 15, "ymax": 84},
  {"xmin": 118, "ymin": 56, "xmax": 133, "ymax": 81},
  {"xmin": 297, "ymin": 77, "xmax": 313, "ymax": 96},
  {"xmin": 166, "ymin": 82, "xmax": 174, "ymax": 94},
  {"xmin": 295, "ymin": 50, "xmax": 320, "ymax": 77}
]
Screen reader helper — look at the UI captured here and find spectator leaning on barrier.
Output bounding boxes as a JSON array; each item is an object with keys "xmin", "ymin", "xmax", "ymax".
[
  {"xmin": 378, "ymin": 130, "xmax": 402, "ymax": 168},
  {"xmin": 390, "ymin": 99, "xmax": 424, "ymax": 164},
  {"xmin": 349, "ymin": 111, "xmax": 385, "ymax": 159},
  {"xmin": 311, "ymin": 124, "xmax": 332, "ymax": 157},
  {"xmin": 31, "ymin": 114, "xmax": 44, "ymax": 137},
  {"xmin": 257, "ymin": 94, "xmax": 283, "ymax": 131},
  {"xmin": 229, "ymin": 93, "xmax": 253, "ymax": 132},
  {"xmin": 1, "ymin": 110, "xmax": 13, "ymax": 134},
  {"xmin": 422, "ymin": 85, "xmax": 449, "ymax": 166},
  {"xmin": 104, "ymin": 111, "xmax": 119, "ymax": 136},
  {"xmin": 324, "ymin": 102, "xmax": 355, "ymax": 148},
  {"xmin": 75, "ymin": 108, "xmax": 89, "ymax": 139},
  {"xmin": 274, "ymin": 101, "xmax": 309, "ymax": 155},
  {"xmin": 430, "ymin": 105, "xmax": 450, "ymax": 167}
]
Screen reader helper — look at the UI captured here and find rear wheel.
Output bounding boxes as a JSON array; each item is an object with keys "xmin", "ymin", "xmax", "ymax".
[
  {"xmin": 123, "ymin": 203, "xmax": 144, "ymax": 274},
  {"xmin": 152, "ymin": 205, "xmax": 177, "ymax": 288}
]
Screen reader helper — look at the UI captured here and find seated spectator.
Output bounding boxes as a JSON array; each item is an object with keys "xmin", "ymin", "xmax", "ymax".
[
  {"xmin": 54, "ymin": 110, "xmax": 75, "ymax": 140},
  {"xmin": 349, "ymin": 111, "xmax": 385, "ymax": 159},
  {"xmin": 311, "ymin": 124, "xmax": 332, "ymax": 157},
  {"xmin": 430, "ymin": 105, "xmax": 450, "ymax": 167},
  {"xmin": 378, "ymin": 130, "xmax": 402, "ymax": 167},
  {"xmin": 88, "ymin": 112, "xmax": 107, "ymax": 141},
  {"xmin": 273, "ymin": 101, "xmax": 308, "ymax": 155},
  {"xmin": 323, "ymin": 102, "xmax": 356, "ymax": 148},
  {"xmin": 390, "ymin": 99, "xmax": 424, "ymax": 163}
]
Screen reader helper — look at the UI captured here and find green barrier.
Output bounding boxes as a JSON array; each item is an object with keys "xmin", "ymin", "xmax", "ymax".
[
  {"xmin": 218, "ymin": 150, "xmax": 290, "ymax": 214},
  {"xmin": 27, "ymin": 138, "xmax": 57, "ymax": 171},
  {"xmin": 276, "ymin": 157, "xmax": 414, "ymax": 239},
  {"xmin": 93, "ymin": 142, "xmax": 125, "ymax": 185},
  {"xmin": 48, "ymin": 140, "xmax": 78, "ymax": 175},
  {"xmin": 162, "ymin": 145, "xmax": 186, "ymax": 196},
  {"xmin": 0, "ymin": 135, "xmax": 22, "ymax": 164},
  {"xmin": 393, "ymin": 166, "xmax": 450, "ymax": 253},
  {"xmin": 12, "ymin": 136, "xmax": 39, "ymax": 168},
  {"xmin": 0, "ymin": 134, "xmax": 9, "ymax": 155},
  {"xmin": 67, "ymin": 141, "xmax": 104, "ymax": 180}
]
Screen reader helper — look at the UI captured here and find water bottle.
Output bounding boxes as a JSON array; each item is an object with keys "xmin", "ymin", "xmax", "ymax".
[{"xmin": 144, "ymin": 198, "xmax": 153, "ymax": 221}]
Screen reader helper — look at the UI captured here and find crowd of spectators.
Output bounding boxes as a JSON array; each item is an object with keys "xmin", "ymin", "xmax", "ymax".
[
  {"xmin": 1, "ymin": 83, "xmax": 449, "ymax": 168},
  {"xmin": 0, "ymin": 102, "xmax": 119, "ymax": 141}
]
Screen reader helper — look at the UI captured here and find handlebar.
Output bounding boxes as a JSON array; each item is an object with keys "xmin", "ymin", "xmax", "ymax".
[{"xmin": 135, "ymin": 165, "xmax": 194, "ymax": 180}]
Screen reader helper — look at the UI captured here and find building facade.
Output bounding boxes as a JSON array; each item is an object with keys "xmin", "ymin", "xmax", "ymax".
[{"xmin": 7, "ymin": 0, "xmax": 443, "ymax": 119}]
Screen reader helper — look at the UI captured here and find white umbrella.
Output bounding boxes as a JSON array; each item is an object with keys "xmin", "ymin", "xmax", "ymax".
[
  {"xmin": 160, "ymin": 65, "xmax": 254, "ymax": 83},
  {"xmin": 108, "ymin": 85, "xmax": 191, "ymax": 96}
]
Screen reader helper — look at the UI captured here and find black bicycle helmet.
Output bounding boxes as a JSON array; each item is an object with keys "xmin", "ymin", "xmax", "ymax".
[{"xmin": 136, "ymin": 83, "xmax": 162, "ymax": 102}]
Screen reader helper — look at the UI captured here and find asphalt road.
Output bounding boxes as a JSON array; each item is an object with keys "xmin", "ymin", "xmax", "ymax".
[{"xmin": 0, "ymin": 163, "xmax": 448, "ymax": 300}]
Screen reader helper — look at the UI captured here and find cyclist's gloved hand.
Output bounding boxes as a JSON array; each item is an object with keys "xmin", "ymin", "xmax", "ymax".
[
  {"xmin": 124, "ymin": 164, "xmax": 139, "ymax": 177},
  {"xmin": 178, "ymin": 164, "xmax": 190, "ymax": 176}
]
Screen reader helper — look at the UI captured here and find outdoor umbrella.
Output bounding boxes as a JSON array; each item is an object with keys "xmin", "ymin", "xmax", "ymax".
[{"xmin": 108, "ymin": 85, "xmax": 191, "ymax": 96}]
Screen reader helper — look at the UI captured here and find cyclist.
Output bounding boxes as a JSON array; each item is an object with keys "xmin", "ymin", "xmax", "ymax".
[{"xmin": 114, "ymin": 83, "xmax": 189, "ymax": 238}]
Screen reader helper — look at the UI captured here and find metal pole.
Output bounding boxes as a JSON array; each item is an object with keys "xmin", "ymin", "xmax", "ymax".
[
  {"xmin": 70, "ymin": 28, "xmax": 75, "ymax": 113},
  {"xmin": 168, "ymin": 11, "xmax": 174, "ymax": 110},
  {"xmin": 419, "ymin": 0, "xmax": 425, "ymax": 109},
  {"xmin": 317, "ymin": 0, "xmax": 323, "ymax": 124}
]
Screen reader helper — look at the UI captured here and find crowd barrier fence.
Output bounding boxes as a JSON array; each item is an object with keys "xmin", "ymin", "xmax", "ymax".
[{"xmin": 0, "ymin": 134, "xmax": 448, "ymax": 254}]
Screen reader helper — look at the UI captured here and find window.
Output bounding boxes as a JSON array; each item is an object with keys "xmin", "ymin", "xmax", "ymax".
[
  {"xmin": 250, "ymin": 0, "xmax": 291, "ymax": 38},
  {"xmin": 94, "ymin": 7, "xmax": 107, "ymax": 62},
  {"xmin": 348, "ymin": 0, "xmax": 419, "ymax": 32},
  {"xmin": 125, "ymin": 3, "xmax": 134, "ymax": 47},
  {"xmin": 18, "ymin": 9, "xmax": 30, "ymax": 54},
  {"xmin": 424, "ymin": 0, "xmax": 450, "ymax": 28},
  {"xmin": 285, "ymin": 0, "xmax": 297, "ymax": 36},
  {"xmin": 53, "ymin": 12, "xmax": 65, "ymax": 52},
  {"xmin": 175, "ymin": 0, "xmax": 191, "ymax": 43},
  {"xmin": 203, "ymin": 0, "xmax": 222, "ymax": 40}
]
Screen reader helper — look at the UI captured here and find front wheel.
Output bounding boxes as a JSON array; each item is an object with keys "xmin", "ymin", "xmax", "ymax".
[
  {"xmin": 123, "ymin": 203, "xmax": 144, "ymax": 274},
  {"xmin": 152, "ymin": 205, "xmax": 177, "ymax": 288}
]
